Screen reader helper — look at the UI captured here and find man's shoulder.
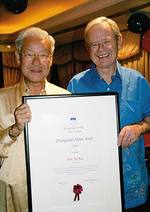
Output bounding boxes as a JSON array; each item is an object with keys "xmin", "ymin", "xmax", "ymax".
[
  {"xmin": 120, "ymin": 65, "xmax": 144, "ymax": 79},
  {"xmin": 70, "ymin": 69, "xmax": 92, "ymax": 81},
  {"xmin": 119, "ymin": 66, "xmax": 150, "ymax": 93},
  {"xmin": 0, "ymin": 84, "xmax": 19, "ymax": 97}
]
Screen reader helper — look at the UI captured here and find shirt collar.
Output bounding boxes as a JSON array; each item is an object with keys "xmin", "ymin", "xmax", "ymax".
[
  {"xmin": 91, "ymin": 62, "xmax": 121, "ymax": 81},
  {"xmin": 19, "ymin": 76, "xmax": 47, "ymax": 96}
]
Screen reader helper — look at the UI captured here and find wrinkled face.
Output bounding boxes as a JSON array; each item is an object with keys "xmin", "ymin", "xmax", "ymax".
[
  {"xmin": 17, "ymin": 36, "xmax": 53, "ymax": 84},
  {"xmin": 86, "ymin": 23, "xmax": 121, "ymax": 71}
]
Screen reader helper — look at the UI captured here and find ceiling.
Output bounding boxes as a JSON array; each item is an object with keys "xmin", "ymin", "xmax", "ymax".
[{"xmin": 0, "ymin": 0, "xmax": 150, "ymax": 47}]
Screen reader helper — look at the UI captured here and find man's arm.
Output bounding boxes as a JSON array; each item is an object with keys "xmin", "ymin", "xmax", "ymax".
[
  {"xmin": 0, "ymin": 103, "xmax": 31, "ymax": 159},
  {"xmin": 118, "ymin": 116, "xmax": 150, "ymax": 148}
]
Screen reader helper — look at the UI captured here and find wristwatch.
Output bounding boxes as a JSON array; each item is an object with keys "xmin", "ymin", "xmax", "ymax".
[{"xmin": 9, "ymin": 126, "xmax": 20, "ymax": 140}]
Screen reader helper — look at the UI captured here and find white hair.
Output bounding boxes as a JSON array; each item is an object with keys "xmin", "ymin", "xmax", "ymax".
[
  {"xmin": 84, "ymin": 16, "xmax": 122, "ymax": 45},
  {"xmin": 15, "ymin": 27, "xmax": 55, "ymax": 53}
]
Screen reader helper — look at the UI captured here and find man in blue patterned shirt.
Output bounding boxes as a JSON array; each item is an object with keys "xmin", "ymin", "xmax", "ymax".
[{"xmin": 67, "ymin": 17, "xmax": 150, "ymax": 211}]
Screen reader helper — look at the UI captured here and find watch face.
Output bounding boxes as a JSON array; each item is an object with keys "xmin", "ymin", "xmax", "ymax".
[{"xmin": 9, "ymin": 126, "xmax": 20, "ymax": 140}]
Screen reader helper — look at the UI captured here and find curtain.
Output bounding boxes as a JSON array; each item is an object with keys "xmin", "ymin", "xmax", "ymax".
[
  {"xmin": 2, "ymin": 52, "xmax": 21, "ymax": 87},
  {"xmin": 1, "ymin": 30, "xmax": 150, "ymax": 88},
  {"xmin": 53, "ymin": 44, "xmax": 74, "ymax": 88},
  {"xmin": 0, "ymin": 52, "xmax": 4, "ymax": 88},
  {"xmin": 118, "ymin": 31, "xmax": 140, "ymax": 60},
  {"xmin": 117, "ymin": 30, "xmax": 150, "ymax": 82},
  {"xmin": 53, "ymin": 35, "xmax": 149, "ymax": 89},
  {"xmin": 119, "ymin": 49, "xmax": 150, "ymax": 82},
  {"xmin": 53, "ymin": 41, "xmax": 91, "ymax": 88},
  {"xmin": 73, "ymin": 41, "xmax": 91, "ymax": 75}
]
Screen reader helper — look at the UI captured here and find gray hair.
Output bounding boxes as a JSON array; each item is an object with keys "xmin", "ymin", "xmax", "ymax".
[
  {"xmin": 15, "ymin": 27, "xmax": 55, "ymax": 53},
  {"xmin": 84, "ymin": 16, "xmax": 122, "ymax": 44}
]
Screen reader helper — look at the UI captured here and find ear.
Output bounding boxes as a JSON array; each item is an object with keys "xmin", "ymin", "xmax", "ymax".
[
  {"xmin": 86, "ymin": 46, "xmax": 90, "ymax": 52},
  {"xmin": 15, "ymin": 50, "xmax": 20, "ymax": 66},
  {"xmin": 50, "ymin": 55, "xmax": 53, "ymax": 66},
  {"xmin": 117, "ymin": 34, "xmax": 123, "ymax": 50}
]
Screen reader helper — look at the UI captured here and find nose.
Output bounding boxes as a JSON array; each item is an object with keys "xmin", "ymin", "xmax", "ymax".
[
  {"xmin": 97, "ymin": 42, "xmax": 104, "ymax": 50},
  {"xmin": 32, "ymin": 54, "xmax": 41, "ymax": 64}
]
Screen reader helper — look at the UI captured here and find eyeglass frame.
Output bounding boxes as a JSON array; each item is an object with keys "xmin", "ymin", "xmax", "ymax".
[
  {"xmin": 20, "ymin": 51, "xmax": 53, "ymax": 61},
  {"xmin": 86, "ymin": 35, "xmax": 118, "ymax": 50}
]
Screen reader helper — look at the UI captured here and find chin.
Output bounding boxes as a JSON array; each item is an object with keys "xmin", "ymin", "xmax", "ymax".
[{"xmin": 29, "ymin": 77, "xmax": 44, "ymax": 83}]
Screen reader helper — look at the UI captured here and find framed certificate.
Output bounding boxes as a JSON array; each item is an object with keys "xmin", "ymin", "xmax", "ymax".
[{"xmin": 23, "ymin": 93, "xmax": 123, "ymax": 212}]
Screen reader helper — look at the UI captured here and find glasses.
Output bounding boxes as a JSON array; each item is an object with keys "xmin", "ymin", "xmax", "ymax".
[
  {"xmin": 21, "ymin": 52, "xmax": 52, "ymax": 61},
  {"xmin": 87, "ymin": 39, "xmax": 115, "ymax": 49}
]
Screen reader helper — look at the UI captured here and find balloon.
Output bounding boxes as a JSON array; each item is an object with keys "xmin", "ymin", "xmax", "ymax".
[
  {"xmin": 142, "ymin": 28, "xmax": 150, "ymax": 52},
  {"xmin": 127, "ymin": 12, "xmax": 150, "ymax": 34},
  {"xmin": 5, "ymin": 0, "xmax": 28, "ymax": 14}
]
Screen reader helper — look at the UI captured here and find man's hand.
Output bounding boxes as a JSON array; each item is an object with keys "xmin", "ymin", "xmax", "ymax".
[
  {"xmin": 14, "ymin": 103, "xmax": 31, "ymax": 131},
  {"xmin": 118, "ymin": 117, "xmax": 150, "ymax": 148},
  {"xmin": 118, "ymin": 125, "xmax": 141, "ymax": 148},
  {"xmin": 9, "ymin": 103, "xmax": 32, "ymax": 138}
]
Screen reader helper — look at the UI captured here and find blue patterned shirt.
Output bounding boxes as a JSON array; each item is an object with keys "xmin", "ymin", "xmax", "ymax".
[{"xmin": 67, "ymin": 61, "xmax": 150, "ymax": 209}]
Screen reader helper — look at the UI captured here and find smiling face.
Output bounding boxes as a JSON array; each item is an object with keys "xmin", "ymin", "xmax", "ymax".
[
  {"xmin": 86, "ymin": 23, "xmax": 122, "ymax": 73},
  {"xmin": 17, "ymin": 35, "xmax": 53, "ymax": 85}
]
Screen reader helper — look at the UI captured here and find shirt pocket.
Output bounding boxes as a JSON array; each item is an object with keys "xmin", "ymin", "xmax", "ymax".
[{"xmin": 120, "ymin": 99, "xmax": 142, "ymax": 127}]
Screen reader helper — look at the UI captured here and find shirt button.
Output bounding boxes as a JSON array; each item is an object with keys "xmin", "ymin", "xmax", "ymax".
[{"xmin": 107, "ymin": 87, "xmax": 110, "ymax": 91}]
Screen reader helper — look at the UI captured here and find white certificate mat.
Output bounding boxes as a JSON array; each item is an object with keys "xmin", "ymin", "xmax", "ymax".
[{"xmin": 23, "ymin": 93, "xmax": 123, "ymax": 212}]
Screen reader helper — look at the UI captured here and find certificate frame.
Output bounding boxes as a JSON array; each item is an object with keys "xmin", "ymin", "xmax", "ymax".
[{"xmin": 23, "ymin": 93, "xmax": 124, "ymax": 212}]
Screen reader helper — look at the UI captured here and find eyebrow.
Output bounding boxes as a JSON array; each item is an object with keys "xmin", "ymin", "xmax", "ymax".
[{"xmin": 21, "ymin": 48, "xmax": 50, "ymax": 52}]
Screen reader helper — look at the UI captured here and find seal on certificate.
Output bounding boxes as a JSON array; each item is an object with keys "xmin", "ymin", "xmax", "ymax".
[{"xmin": 73, "ymin": 184, "xmax": 83, "ymax": 201}]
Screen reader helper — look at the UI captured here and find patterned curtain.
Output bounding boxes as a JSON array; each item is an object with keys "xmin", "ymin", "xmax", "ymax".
[{"xmin": 2, "ymin": 52, "xmax": 21, "ymax": 87}]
